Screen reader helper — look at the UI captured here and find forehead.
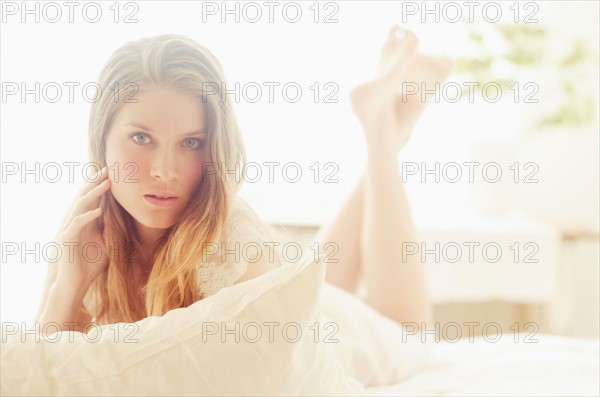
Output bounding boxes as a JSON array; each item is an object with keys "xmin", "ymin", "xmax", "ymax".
[{"xmin": 112, "ymin": 86, "xmax": 206, "ymax": 133}]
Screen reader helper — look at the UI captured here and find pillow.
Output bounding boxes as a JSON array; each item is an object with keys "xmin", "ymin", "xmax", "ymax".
[{"xmin": 0, "ymin": 256, "xmax": 365, "ymax": 396}]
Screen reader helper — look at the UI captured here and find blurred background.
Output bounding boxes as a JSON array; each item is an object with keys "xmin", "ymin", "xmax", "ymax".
[{"xmin": 1, "ymin": 1, "xmax": 598, "ymax": 339}]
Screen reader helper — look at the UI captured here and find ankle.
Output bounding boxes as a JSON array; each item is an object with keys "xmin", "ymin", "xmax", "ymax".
[{"xmin": 366, "ymin": 141, "xmax": 398, "ymax": 162}]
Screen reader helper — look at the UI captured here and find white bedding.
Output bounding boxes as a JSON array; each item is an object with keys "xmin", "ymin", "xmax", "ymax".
[
  {"xmin": 365, "ymin": 334, "xmax": 600, "ymax": 396},
  {"xmin": 3, "ymin": 264, "xmax": 597, "ymax": 396}
]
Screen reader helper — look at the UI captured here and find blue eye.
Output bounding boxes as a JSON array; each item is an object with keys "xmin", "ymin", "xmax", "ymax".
[
  {"xmin": 184, "ymin": 138, "xmax": 205, "ymax": 150},
  {"xmin": 131, "ymin": 133, "xmax": 150, "ymax": 145}
]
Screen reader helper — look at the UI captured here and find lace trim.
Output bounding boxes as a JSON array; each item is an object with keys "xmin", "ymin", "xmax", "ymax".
[{"xmin": 196, "ymin": 196, "xmax": 279, "ymax": 297}]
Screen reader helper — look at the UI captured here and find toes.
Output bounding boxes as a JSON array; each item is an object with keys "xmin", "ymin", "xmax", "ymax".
[
  {"xmin": 376, "ymin": 26, "xmax": 423, "ymax": 88},
  {"xmin": 398, "ymin": 29, "xmax": 419, "ymax": 53},
  {"xmin": 387, "ymin": 26, "xmax": 419, "ymax": 50},
  {"xmin": 388, "ymin": 25, "xmax": 400, "ymax": 39},
  {"xmin": 380, "ymin": 28, "xmax": 419, "ymax": 76}
]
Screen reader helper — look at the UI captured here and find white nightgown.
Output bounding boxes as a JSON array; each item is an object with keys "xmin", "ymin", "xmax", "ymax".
[
  {"xmin": 199, "ymin": 195, "xmax": 432, "ymax": 388},
  {"xmin": 195, "ymin": 195, "xmax": 284, "ymax": 298}
]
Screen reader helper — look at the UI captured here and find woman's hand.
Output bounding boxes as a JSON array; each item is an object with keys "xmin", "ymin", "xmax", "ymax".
[
  {"xmin": 52, "ymin": 166, "xmax": 111, "ymax": 298},
  {"xmin": 350, "ymin": 26, "xmax": 454, "ymax": 154}
]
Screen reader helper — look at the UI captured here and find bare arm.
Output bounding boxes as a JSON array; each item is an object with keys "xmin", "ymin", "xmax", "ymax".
[
  {"xmin": 35, "ymin": 282, "xmax": 92, "ymax": 334},
  {"xmin": 33, "ymin": 260, "xmax": 59, "ymax": 325},
  {"xmin": 34, "ymin": 167, "xmax": 110, "ymax": 333}
]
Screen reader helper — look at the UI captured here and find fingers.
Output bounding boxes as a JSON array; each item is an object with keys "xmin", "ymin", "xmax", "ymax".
[
  {"xmin": 62, "ymin": 207, "xmax": 103, "ymax": 241},
  {"xmin": 81, "ymin": 173, "xmax": 111, "ymax": 205},
  {"xmin": 79, "ymin": 166, "xmax": 108, "ymax": 197},
  {"xmin": 63, "ymin": 167, "xmax": 107, "ymax": 218},
  {"xmin": 73, "ymin": 173, "xmax": 111, "ymax": 217},
  {"xmin": 60, "ymin": 167, "xmax": 110, "ymax": 234}
]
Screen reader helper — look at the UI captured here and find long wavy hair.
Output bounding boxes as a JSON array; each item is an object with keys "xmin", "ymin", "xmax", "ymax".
[{"xmin": 83, "ymin": 34, "xmax": 249, "ymax": 324}]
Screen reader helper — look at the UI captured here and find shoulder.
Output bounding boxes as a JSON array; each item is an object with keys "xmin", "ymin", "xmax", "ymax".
[
  {"xmin": 196, "ymin": 196, "xmax": 283, "ymax": 296},
  {"xmin": 225, "ymin": 196, "xmax": 283, "ymax": 284},
  {"xmin": 223, "ymin": 196, "xmax": 277, "ymax": 246}
]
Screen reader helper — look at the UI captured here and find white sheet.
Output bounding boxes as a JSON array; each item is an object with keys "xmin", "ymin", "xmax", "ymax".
[{"xmin": 365, "ymin": 334, "xmax": 600, "ymax": 396}]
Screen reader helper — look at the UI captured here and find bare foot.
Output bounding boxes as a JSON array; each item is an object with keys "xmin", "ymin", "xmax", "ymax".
[{"xmin": 350, "ymin": 26, "xmax": 454, "ymax": 154}]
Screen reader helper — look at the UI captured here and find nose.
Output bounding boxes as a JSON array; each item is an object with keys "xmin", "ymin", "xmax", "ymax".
[{"xmin": 150, "ymin": 148, "xmax": 179, "ymax": 181}]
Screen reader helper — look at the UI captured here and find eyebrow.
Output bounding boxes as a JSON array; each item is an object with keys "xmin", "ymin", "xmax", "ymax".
[{"xmin": 124, "ymin": 122, "xmax": 207, "ymax": 136}]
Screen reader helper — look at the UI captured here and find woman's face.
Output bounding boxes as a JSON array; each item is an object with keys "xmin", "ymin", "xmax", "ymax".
[{"xmin": 105, "ymin": 85, "xmax": 208, "ymax": 231}]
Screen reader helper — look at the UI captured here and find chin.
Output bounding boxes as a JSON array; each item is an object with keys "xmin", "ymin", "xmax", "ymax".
[
  {"xmin": 134, "ymin": 213, "xmax": 177, "ymax": 230},
  {"xmin": 143, "ymin": 219, "xmax": 176, "ymax": 230}
]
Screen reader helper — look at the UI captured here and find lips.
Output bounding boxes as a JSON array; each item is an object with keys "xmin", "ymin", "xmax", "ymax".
[
  {"xmin": 144, "ymin": 189, "xmax": 179, "ymax": 199},
  {"xmin": 144, "ymin": 194, "xmax": 179, "ymax": 207},
  {"xmin": 146, "ymin": 194, "xmax": 176, "ymax": 199}
]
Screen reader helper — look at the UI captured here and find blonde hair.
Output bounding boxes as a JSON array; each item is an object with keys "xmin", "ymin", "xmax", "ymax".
[{"xmin": 85, "ymin": 34, "xmax": 251, "ymax": 324}]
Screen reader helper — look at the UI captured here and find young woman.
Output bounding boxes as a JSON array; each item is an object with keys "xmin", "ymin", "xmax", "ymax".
[{"xmin": 35, "ymin": 26, "xmax": 452, "ymax": 332}]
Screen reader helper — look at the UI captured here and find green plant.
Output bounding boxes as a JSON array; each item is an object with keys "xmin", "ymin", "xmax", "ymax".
[{"xmin": 454, "ymin": 20, "xmax": 598, "ymax": 132}]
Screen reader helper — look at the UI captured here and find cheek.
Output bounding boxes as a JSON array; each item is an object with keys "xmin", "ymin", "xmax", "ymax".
[
  {"xmin": 105, "ymin": 143, "xmax": 150, "ymax": 195},
  {"xmin": 181, "ymin": 157, "xmax": 206, "ymax": 193}
]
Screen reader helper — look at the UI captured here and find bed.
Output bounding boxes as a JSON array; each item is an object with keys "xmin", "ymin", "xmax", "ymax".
[
  {"xmin": 364, "ymin": 334, "xmax": 600, "ymax": 396},
  {"xmin": 320, "ymin": 273, "xmax": 600, "ymax": 396},
  {"xmin": 2, "ymin": 257, "xmax": 598, "ymax": 396}
]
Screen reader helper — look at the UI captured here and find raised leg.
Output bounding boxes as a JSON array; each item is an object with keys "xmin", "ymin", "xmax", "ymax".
[
  {"xmin": 360, "ymin": 141, "xmax": 432, "ymax": 326},
  {"xmin": 315, "ymin": 26, "xmax": 453, "ymax": 327},
  {"xmin": 312, "ymin": 174, "xmax": 365, "ymax": 295}
]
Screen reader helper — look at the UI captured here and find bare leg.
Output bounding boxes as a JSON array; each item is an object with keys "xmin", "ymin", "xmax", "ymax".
[
  {"xmin": 312, "ymin": 174, "xmax": 365, "ymax": 295},
  {"xmin": 360, "ymin": 142, "xmax": 432, "ymax": 325},
  {"xmin": 316, "ymin": 26, "xmax": 453, "ymax": 326}
]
